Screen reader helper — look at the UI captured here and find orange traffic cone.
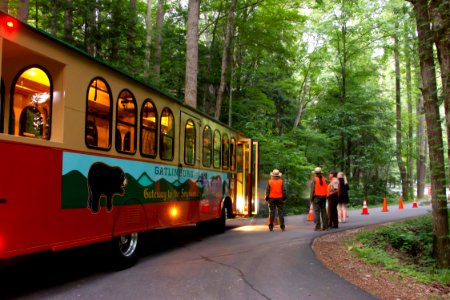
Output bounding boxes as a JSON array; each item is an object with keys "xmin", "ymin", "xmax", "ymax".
[
  {"xmin": 412, "ymin": 196, "xmax": 418, "ymax": 208},
  {"xmin": 398, "ymin": 197, "xmax": 404, "ymax": 209},
  {"xmin": 307, "ymin": 203, "xmax": 314, "ymax": 221},
  {"xmin": 361, "ymin": 199, "xmax": 369, "ymax": 215},
  {"xmin": 381, "ymin": 197, "xmax": 389, "ymax": 212}
]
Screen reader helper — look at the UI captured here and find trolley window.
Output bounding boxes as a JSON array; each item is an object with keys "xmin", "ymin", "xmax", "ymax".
[
  {"xmin": 202, "ymin": 126, "xmax": 212, "ymax": 167},
  {"xmin": 184, "ymin": 119, "xmax": 196, "ymax": 165},
  {"xmin": 160, "ymin": 108, "xmax": 174, "ymax": 161},
  {"xmin": 140, "ymin": 99, "xmax": 157, "ymax": 158},
  {"xmin": 116, "ymin": 89, "xmax": 137, "ymax": 154},
  {"xmin": 222, "ymin": 134, "xmax": 229, "ymax": 170},
  {"xmin": 213, "ymin": 130, "xmax": 221, "ymax": 169},
  {"xmin": 230, "ymin": 137, "xmax": 236, "ymax": 171},
  {"xmin": 10, "ymin": 66, "xmax": 52, "ymax": 140},
  {"xmin": 86, "ymin": 78, "xmax": 112, "ymax": 149}
]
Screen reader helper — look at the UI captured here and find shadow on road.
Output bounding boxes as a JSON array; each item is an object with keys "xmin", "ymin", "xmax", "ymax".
[{"xmin": 0, "ymin": 225, "xmax": 237, "ymax": 299}]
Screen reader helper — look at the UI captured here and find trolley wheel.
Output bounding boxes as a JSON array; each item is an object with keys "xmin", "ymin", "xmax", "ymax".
[
  {"xmin": 109, "ymin": 232, "xmax": 139, "ymax": 270},
  {"xmin": 215, "ymin": 206, "xmax": 226, "ymax": 234}
]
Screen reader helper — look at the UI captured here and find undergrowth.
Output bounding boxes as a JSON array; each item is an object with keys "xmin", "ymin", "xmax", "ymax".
[{"xmin": 348, "ymin": 214, "xmax": 450, "ymax": 284}]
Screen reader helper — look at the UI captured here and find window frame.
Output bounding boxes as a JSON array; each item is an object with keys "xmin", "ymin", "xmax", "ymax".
[
  {"xmin": 9, "ymin": 65, "xmax": 53, "ymax": 140},
  {"xmin": 159, "ymin": 107, "xmax": 175, "ymax": 161},
  {"xmin": 184, "ymin": 119, "xmax": 196, "ymax": 166},
  {"xmin": 85, "ymin": 77, "xmax": 113, "ymax": 151},
  {"xmin": 140, "ymin": 98, "xmax": 158, "ymax": 159},
  {"xmin": 202, "ymin": 125, "xmax": 212, "ymax": 167},
  {"xmin": 115, "ymin": 88, "xmax": 137, "ymax": 155}
]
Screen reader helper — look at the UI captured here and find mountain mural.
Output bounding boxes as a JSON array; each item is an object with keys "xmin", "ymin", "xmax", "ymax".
[{"xmin": 62, "ymin": 170, "xmax": 211, "ymax": 209}]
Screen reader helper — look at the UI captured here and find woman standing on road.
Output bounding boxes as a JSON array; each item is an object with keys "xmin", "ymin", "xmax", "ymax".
[
  {"xmin": 337, "ymin": 172, "xmax": 349, "ymax": 223},
  {"xmin": 327, "ymin": 171, "xmax": 339, "ymax": 229}
]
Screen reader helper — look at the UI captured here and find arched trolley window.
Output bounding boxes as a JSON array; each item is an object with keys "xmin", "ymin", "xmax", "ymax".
[
  {"xmin": 85, "ymin": 78, "xmax": 112, "ymax": 150},
  {"xmin": 116, "ymin": 89, "xmax": 137, "ymax": 154},
  {"xmin": 230, "ymin": 137, "xmax": 236, "ymax": 171},
  {"xmin": 160, "ymin": 108, "xmax": 174, "ymax": 161},
  {"xmin": 140, "ymin": 99, "xmax": 157, "ymax": 158},
  {"xmin": 222, "ymin": 134, "xmax": 229, "ymax": 170},
  {"xmin": 202, "ymin": 126, "xmax": 212, "ymax": 167},
  {"xmin": 184, "ymin": 119, "xmax": 196, "ymax": 165},
  {"xmin": 213, "ymin": 129, "xmax": 221, "ymax": 169},
  {"xmin": 10, "ymin": 66, "xmax": 52, "ymax": 139}
]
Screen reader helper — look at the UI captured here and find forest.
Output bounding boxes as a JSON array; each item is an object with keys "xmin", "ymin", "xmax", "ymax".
[{"xmin": 1, "ymin": 0, "xmax": 448, "ymax": 266}]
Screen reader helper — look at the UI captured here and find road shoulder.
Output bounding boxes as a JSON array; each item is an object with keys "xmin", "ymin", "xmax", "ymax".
[{"xmin": 312, "ymin": 226, "xmax": 450, "ymax": 300}]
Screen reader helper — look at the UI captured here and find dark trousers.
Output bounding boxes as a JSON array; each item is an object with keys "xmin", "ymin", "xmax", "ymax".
[
  {"xmin": 328, "ymin": 195, "xmax": 339, "ymax": 228},
  {"xmin": 312, "ymin": 196, "xmax": 328, "ymax": 230},
  {"xmin": 268, "ymin": 198, "xmax": 285, "ymax": 229}
]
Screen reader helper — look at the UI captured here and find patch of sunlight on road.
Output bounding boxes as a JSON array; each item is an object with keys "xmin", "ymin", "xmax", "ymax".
[{"xmin": 232, "ymin": 225, "xmax": 268, "ymax": 232}]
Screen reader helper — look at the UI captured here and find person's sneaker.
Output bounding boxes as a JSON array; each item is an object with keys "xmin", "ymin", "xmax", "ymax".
[
  {"xmin": 269, "ymin": 226, "xmax": 273, "ymax": 231},
  {"xmin": 314, "ymin": 227, "xmax": 321, "ymax": 231},
  {"xmin": 322, "ymin": 227, "xmax": 329, "ymax": 231}
]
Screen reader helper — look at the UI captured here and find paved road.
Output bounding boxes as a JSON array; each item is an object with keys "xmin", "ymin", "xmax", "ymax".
[{"xmin": 0, "ymin": 203, "xmax": 431, "ymax": 300}]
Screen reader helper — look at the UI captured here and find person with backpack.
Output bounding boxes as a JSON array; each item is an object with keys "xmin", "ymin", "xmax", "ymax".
[
  {"xmin": 310, "ymin": 167, "xmax": 329, "ymax": 231},
  {"xmin": 265, "ymin": 169, "xmax": 287, "ymax": 231}
]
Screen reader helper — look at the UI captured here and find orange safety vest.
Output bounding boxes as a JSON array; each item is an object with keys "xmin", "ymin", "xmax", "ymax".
[
  {"xmin": 268, "ymin": 179, "xmax": 284, "ymax": 199},
  {"xmin": 314, "ymin": 176, "xmax": 328, "ymax": 197}
]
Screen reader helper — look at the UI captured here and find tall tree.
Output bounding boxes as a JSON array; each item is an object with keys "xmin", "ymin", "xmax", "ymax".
[
  {"xmin": 429, "ymin": 0, "xmax": 450, "ymax": 180},
  {"xmin": 153, "ymin": 0, "xmax": 165, "ymax": 84},
  {"xmin": 184, "ymin": 0, "xmax": 200, "ymax": 108},
  {"xmin": 127, "ymin": 0, "xmax": 137, "ymax": 76},
  {"xmin": 394, "ymin": 20, "xmax": 408, "ymax": 199},
  {"xmin": 17, "ymin": 0, "xmax": 29, "ymax": 22},
  {"xmin": 407, "ymin": 0, "xmax": 449, "ymax": 267},
  {"xmin": 0, "ymin": 1, "xmax": 8, "ymax": 13},
  {"xmin": 144, "ymin": 0, "xmax": 153, "ymax": 82},
  {"xmin": 63, "ymin": 0, "xmax": 74, "ymax": 43},
  {"xmin": 49, "ymin": 0, "xmax": 57, "ymax": 37},
  {"xmin": 214, "ymin": 0, "xmax": 237, "ymax": 120}
]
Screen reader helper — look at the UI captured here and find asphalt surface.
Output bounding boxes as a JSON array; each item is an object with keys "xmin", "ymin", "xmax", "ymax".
[{"xmin": 0, "ymin": 202, "xmax": 431, "ymax": 300}]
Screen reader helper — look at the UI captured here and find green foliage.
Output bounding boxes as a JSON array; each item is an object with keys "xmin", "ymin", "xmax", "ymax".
[{"xmin": 349, "ymin": 215, "xmax": 450, "ymax": 283}]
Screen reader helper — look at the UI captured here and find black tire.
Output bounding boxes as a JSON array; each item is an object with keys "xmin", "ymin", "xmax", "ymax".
[
  {"xmin": 215, "ymin": 206, "xmax": 226, "ymax": 234},
  {"xmin": 109, "ymin": 232, "xmax": 139, "ymax": 270}
]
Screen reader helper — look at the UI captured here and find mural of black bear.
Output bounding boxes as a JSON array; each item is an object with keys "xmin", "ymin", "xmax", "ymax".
[{"xmin": 87, "ymin": 162, "xmax": 127, "ymax": 213}]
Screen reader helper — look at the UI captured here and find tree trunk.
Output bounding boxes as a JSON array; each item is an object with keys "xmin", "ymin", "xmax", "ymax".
[
  {"xmin": 406, "ymin": 50, "xmax": 414, "ymax": 196},
  {"xmin": 184, "ymin": 0, "xmax": 200, "ymax": 108},
  {"xmin": 17, "ymin": 0, "xmax": 29, "ymax": 22},
  {"xmin": 127, "ymin": 0, "xmax": 137, "ymax": 76},
  {"xmin": 144, "ymin": 0, "xmax": 153, "ymax": 82},
  {"xmin": 416, "ymin": 93, "xmax": 427, "ymax": 199},
  {"xmin": 153, "ymin": 0, "xmax": 165, "ymax": 84},
  {"xmin": 394, "ymin": 23, "xmax": 408, "ymax": 200},
  {"xmin": 430, "ymin": 0, "xmax": 450, "ymax": 182},
  {"xmin": 215, "ymin": 0, "xmax": 238, "ymax": 120},
  {"xmin": 50, "ymin": 0, "xmax": 57, "ymax": 37},
  {"xmin": 294, "ymin": 74, "xmax": 309, "ymax": 128},
  {"xmin": 0, "ymin": 1, "xmax": 8, "ymax": 13},
  {"xmin": 63, "ymin": 0, "xmax": 74, "ymax": 43},
  {"xmin": 408, "ymin": 0, "xmax": 449, "ymax": 268},
  {"xmin": 85, "ymin": 2, "xmax": 97, "ymax": 56}
]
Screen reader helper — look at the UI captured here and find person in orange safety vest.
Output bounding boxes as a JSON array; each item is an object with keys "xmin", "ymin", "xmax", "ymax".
[
  {"xmin": 309, "ymin": 167, "xmax": 329, "ymax": 231},
  {"xmin": 265, "ymin": 169, "xmax": 287, "ymax": 231}
]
